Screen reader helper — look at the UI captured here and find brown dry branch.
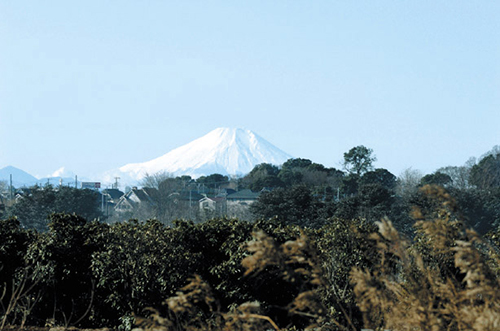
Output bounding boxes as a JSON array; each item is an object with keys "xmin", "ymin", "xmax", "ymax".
[
  {"xmin": 241, "ymin": 230, "xmax": 283, "ymax": 277},
  {"xmin": 1, "ymin": 264, "xmax": 44, "ymax": 330},
  {"xmin": 240, "ymin": 230, "xmax": 330, "ymax": 330},
  {"xmin": 133, "ymin": 308, "xmax": 171, "ymax": 331},
  {"xmin": 165, "ymin": 274, "xmax": 217, "ymax": 315},
  {"xmin": 134, "ymin": 275, "xmax": 221, "ymax": 331},
  {"xmin": 223, "ymin": 301, "xmax": 280, "ymax": 331}
]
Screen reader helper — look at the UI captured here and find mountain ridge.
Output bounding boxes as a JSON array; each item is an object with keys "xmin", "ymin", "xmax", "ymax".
[{"xmin": 0, "ymin": 166, "xmax": 39, "ymax": 187}]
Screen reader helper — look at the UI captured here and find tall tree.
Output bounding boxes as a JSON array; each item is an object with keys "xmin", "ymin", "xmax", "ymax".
[
  {"xmin": 470, "ymin": 150, "xmax": 500, "ymax": 190},
  {"xmin": 343, "ymin": 146, "xmax": 376, "ymax": 176}
]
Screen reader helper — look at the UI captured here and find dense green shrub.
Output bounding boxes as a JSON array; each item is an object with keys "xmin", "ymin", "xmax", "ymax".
[
  {"xmin": 0, "ymin": 218, "xmax": 32, "ymax": 326},
  {"xmin": 7, "ymin": 186, "xmax": 102, "ymax": 232},
  {"xmin": 22, "ymin": 213, "xmax": 103, "ymax": 327}
]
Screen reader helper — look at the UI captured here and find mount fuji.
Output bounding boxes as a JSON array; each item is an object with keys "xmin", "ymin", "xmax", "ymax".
[{"xmin": 103, "ymin": 128, "xmax": 292, "ymax": 185}]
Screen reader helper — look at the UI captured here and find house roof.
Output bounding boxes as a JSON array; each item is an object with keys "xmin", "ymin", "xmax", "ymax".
[
  {"xmin": 173, "ymin": 190, "xmax": 204, "ymax": 201},
  {"xmin": 142, "ymin": 187, "xmax": 158, "ymax": 198},
  {"xmin": 200, "ymin": 196, "xmax": 226, "ymax": 202},
  {"xmin": 217, "ymin": 188, "xmax": 236, "ymax": 196},
  {"xmin": 226, "ymin": 189, "xmax": 260, "ymax": 200},
  {"xmin": 102, "ymin": 188, "xmax": 124, "ymax": 201},
  {"xmin": 132, "ymin": 188, "xmax": 155, "ymax": 203},
  {"xmin": 115, "ymin": 187, "xmax": 157, "ymax": 211}
]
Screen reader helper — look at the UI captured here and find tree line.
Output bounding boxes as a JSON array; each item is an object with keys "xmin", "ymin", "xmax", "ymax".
[{"xmin": 2, "ymin": 145, "xmax": 500, "ymax": 236}]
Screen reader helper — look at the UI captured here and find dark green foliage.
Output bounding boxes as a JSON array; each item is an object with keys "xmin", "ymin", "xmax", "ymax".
[
  {"xmin": 281, "ymin": 158, "xmax": 314, "ymax": 170},
  {"xmin": 239, "ymin": 163, "xmax": 284, "ymax": 191},
  {"xmin": 0, "ymin": 218, "xmax": 30, "ymax": 276},
  {"xmin": 335, "ymin": 183, "xmax": 395, "ymax": 224},
  {"xmin": 250, "ymin": 185, "xmax": 333, "ymax": 228},
  {"xmin": 196, "ymin": 173, "xmax": 229, "ymax": 189},
  {"xmin": 340, "ymin": 174, "xmax": 360, "ymax": 196},
  {"xmin": 278, "ymin": 168, "xmax": 304, "ymax": 187},
  {"xmin": 470, "ymin": 152, "xmax": 500, "ymax": 190},
  {"xmin": 0, "ymin": 218, "xmax": 32, "ymax": 316},
  {"xmin": 90, "ymin": 219, "xmax": 186, "ymax": 322},
  {"xmin": 24, "ymin": 213, "xmax": 103, "ymax": 327},
  {"xmin": 91, "ymin": 218, "xmax": 255, "ymax": 324},
  {"xmin": 420, "ymin": 171, "xmax": 453, "ymax": 187},
  {"xmin": 450, "ymin": 187, "xmax": 500, "ymax": 235},
  {"xmin": 278, "ymin": 158, "xmax": 312, "ymax": 187},
  {"xmin": 343, "ymin": 145, "xmax": 376, "ymax": 176},
  {"xmin": 7, "ymin": 186, "xmax": 101, "ymax": 231},
  {"xmin": 360, "ymin": 168, "xmax": 396, "ymax": 190},
  {"xmin": 241, "ymin": 159, "xmax": 344, "ymax": 193}
]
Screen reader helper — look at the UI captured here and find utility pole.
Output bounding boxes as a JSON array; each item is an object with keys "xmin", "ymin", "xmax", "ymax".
[
  {"xmin": 10, "ymin": 174, "xmax": 13, "ymax": 201},
  {"xmin": 189, "ymin": 189, "xmax": 192, "ymax": 219}
]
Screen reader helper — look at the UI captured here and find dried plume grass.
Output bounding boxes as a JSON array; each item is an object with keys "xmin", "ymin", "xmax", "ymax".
[
  {"xmin": 350, "ymin": 185, "xmax": 500, "ymax": 331},
  {"xmin": 134, "ymin": 274, "xmax": 220, "ymax": 331},
  {"xmin": 223, "ymin": 301, "xmax": 280, "ymax": 331},
  {"xmin": 240, "ymin": 230, "xmax": 328, "ymax": 330}
]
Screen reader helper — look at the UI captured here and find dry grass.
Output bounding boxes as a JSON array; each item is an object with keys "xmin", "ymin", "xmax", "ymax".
[{"xmin": 350, "ymin": 185, "xmax": 500, "ymax": 331}]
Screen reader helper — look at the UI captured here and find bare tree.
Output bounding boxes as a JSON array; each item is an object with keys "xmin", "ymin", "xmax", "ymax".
[
  {"xmin": 140, "ymin": 171, "xmax": 174, "ymax": 189},
  {"xmin": 436, "ymin": 165, "xmax": 471, "ymax": 190},
  {"xmin": 396, "ymin": 168, "xmax": 423, "ymax": 199},
  {"xmin": 140, "ymin": 171, "xmax": 195, "ymax": 224},
  {"xmin": 0, "ymin": 180, "xmax": 8, "ymax": 196}
]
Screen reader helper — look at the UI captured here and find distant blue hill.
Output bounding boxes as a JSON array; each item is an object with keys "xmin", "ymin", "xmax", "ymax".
[{"xmin": 0, "ymin": 166, "xmax": 38, "ymax": 187}]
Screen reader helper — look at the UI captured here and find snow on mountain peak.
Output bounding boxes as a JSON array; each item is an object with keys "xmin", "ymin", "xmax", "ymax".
[
  {"xmin": 112, "ymin": 128, "xmax": 292, "ymax": 183},
  {"xmin": 49, "ymin": 167, "xmax": 75, "ymax": 178}
]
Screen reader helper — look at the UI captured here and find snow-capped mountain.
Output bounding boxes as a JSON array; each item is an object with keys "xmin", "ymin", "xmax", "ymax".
[{"xmin": 104, "ymin": 128, "xmax": 292, "ymax": 185}]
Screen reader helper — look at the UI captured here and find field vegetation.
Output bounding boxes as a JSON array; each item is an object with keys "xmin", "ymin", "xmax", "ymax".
[{"xmin": 1, "ymin": 146, "xmax": 500, "ymax": 330}]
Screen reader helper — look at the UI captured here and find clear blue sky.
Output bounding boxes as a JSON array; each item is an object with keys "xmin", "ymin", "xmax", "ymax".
[{"xmin": 1, "ymin": 1, "xmax": 499, "ymax": 179}]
